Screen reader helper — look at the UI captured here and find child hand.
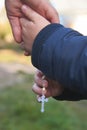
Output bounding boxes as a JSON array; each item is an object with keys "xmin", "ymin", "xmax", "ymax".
[
  {"xmin": 32, "ymin": 70, "xmax": 63, "ymax": 98},
  {"xmin": 20, "ymin": 5, "xmax": 50, "ymax": 55}
]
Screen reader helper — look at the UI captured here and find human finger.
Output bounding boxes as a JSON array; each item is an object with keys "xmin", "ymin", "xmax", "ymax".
[
  {"xmin": 21, "ymin": 5, "xmax": 47, "ymax": 22},
  {"xmin": 9, "ymin": 17, "xmax": 22, "ymax": 43},
  {"xmin": 32, "ymin": 83, "xmax": 46, "ymax": 96},
  {"xmin": 34, "ymin": 71, "xmax": 48, "ymax": 88},
  {"xmin": 34, "ymin": 70, "xmax": 44, "ymax": 83},
  {"xmin": 20, "ymin": 41, "xmax": 31, "ymax": 56},
  {"xmin": 24, "ymin": 51, "xmax": 30, "ymax": 56},
  {"xmin": 45, "ymin": 4, "xmax": 59, "ymax": 23}
]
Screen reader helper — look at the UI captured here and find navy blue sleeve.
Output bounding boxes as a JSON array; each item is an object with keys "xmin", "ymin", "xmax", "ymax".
[
  {"xmin": 53, "ymin": 88, "xmax": 87, "ymax": 101},
  {"xmin": 31, "ymin": 23, "xmax": 87, "ymax": 100}
]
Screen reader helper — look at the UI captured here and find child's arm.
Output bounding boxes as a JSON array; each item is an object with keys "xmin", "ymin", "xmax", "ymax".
[{"xmin": 20, "ymin": 5, "xmax": 87, "ymax": 99}]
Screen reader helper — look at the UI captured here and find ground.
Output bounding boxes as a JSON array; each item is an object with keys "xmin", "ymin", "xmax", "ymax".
[{"xmin": 0, "ymin": 63, "xmax": 36, "ymax": 88}]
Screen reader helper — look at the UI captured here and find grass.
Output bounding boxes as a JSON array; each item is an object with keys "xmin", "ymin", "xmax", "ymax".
[{"xmin": 0, "ymin": 74, "xmax": 87, "ymax": 130}]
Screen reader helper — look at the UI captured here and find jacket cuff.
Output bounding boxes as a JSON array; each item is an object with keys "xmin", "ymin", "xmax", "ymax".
[
  {"xmin": 31, "ymin": 23, "xmax": 63, "ymax": 69},
  {"xmin": 53, "ymin": 88, "xmax": 86, "ymax": 101}
]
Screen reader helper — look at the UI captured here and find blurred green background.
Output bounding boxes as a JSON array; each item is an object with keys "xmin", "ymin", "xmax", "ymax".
[{"xmin": 0, "ymin": 0, "xmax": 87, "ymax": 130}]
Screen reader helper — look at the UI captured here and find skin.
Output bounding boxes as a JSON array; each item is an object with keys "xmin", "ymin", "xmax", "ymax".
[
  {"xmin": 20, "ymin": 5, "xmax": 50, "ymax": 54},
  {"xmin": 5, "ymin": 0, "xmax": 23, "ymax": 43},
  {"xmin": 20, "ymin": 6, "xmax": 63, "ymax": 98},
  {"xmin": 32, "ymin": 70, "xmax": 63, "ymax": 98},
  {"xmin": 5, "ymin": 0, "xmax": 59, "ymax": 45},
  {"xmin": 22, "ymin": 0, "xmax": 59, "ymax": 23}
]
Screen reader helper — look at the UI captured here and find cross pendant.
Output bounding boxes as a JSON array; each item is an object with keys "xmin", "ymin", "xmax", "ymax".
[{"xmin": 38, "ymin": 87, "xmax": 48, "ymax": 113}]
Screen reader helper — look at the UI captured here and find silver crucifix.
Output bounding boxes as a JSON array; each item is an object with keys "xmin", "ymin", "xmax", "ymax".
[{"xmin": 38, "ymin": 87, "xmax": 48, "ymax": 113}]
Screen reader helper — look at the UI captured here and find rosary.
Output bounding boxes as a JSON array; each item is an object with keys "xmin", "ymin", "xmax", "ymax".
[{"xmin": 38, "ymin": 86, "xmax": 48, "ymax": 113}]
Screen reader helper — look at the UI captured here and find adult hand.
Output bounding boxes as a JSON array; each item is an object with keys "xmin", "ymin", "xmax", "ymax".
[
  {"xmin": 22, "ymin": 0, "xmax": 59, "ymax": 23},
  {"xmin": 5, "ymin": 0, "xmax": 23, "ymax": 43},
  {"xmin": 5, "ymin": 0, "xmax": 59, "ymax": 43},
  {"xmin": 32, "ymin": 70, "xmax": 63, "ymax": 98}
]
